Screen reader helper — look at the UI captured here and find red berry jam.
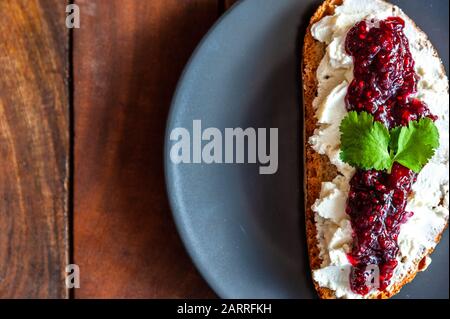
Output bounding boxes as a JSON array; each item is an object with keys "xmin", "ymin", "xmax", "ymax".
[
  {"xmin": 346, "ymin": 17, "xmax": 436, "ymax": 129},
  {"xmin": 344, "ymin": 17, "xmax": 436, "ymax": 295}
]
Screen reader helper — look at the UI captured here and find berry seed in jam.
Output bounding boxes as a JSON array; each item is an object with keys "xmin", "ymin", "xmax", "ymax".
[{"xmin": 344, "ymin": 17, "xmax": 436, "ymax": 295}]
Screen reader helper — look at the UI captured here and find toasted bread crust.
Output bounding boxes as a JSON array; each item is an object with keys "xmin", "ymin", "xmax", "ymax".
[{"xmin": 302, "ymin": 0, "xmax": 448, "ymax": 299}]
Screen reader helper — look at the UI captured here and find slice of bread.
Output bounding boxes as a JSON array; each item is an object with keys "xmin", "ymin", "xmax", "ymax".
[{"xmin": 302, "ymin": 0, "xmax": 448, "ymax": 299}]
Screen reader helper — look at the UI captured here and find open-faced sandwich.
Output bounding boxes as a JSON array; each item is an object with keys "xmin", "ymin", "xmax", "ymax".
[{"xmin": 303, "ymin": 0, "xmax": 449, "ymax": 298}]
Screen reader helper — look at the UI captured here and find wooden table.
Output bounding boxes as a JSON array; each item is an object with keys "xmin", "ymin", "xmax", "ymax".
[{"xmin": 0, "ymin": 0, "xmax": 236, "ymax": 299}]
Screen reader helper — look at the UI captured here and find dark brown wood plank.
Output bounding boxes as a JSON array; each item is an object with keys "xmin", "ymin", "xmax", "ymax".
[
  {"xmin": 0, "ymin": 0, "xmax": 69, "ymax": 298},
  {"xmin": 73, "ymin": 0, "xmax": 218, "ymax": 298}
]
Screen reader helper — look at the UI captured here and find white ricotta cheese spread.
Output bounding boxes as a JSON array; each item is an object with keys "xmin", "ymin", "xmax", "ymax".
[{"xmin": 309, "ymin": 0, "xmax": 449, "ymax": 299}]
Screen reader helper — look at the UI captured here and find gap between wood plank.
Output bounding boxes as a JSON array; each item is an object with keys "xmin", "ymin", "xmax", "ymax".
[{"xmin": 68, "ymin": 0, "xmax": 75, "ymax": 300}]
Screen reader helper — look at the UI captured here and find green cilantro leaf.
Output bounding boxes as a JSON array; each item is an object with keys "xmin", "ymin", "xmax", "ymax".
[
  {"xmin": 389, "ymin": 125, "xmax": 402, "ymax": 154},
  {"xmin": 339, "ymin": 111, "xmax": 392, "ymax": 170},
  {"xmin": 339, "ymin": 111, "xmax": 440, "ymax": 173},
  {"xmin": 391, "ymin": 118, "xmax": 440, "ymax": 173}
]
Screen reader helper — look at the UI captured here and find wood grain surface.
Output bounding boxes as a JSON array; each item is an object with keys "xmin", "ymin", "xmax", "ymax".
[
  {"xmin": 73, "ymin": 0, "xmax": 223, "ymax": 298},
  {"xmin": 0, "ymin": 0, "xmax": 69, "ymax": 298},
  {"xmin": 0, "ymin": 0, "xmax": 239, "ymax": 299}
]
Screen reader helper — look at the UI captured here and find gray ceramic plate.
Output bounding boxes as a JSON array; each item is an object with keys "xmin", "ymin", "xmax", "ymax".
[{"xmin": 165, "ymin": 0, "xmax": 449, "ymax": 299}]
